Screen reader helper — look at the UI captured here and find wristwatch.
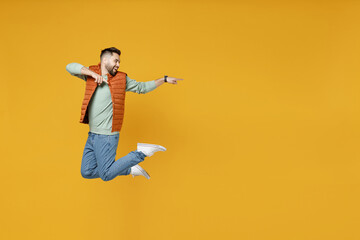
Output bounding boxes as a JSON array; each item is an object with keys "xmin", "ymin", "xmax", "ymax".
[{"xmin": 164, "ymin": 75, "xmax": 168, "ymax": 82}]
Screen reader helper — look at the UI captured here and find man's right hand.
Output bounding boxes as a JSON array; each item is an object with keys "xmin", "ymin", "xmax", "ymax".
[
  {"xmin": 91, "ymin": 73, "xmax": 108, "ymax": 85},
  {"xmin": 80, "ymin": 66, "xmax": 108, "ymax": 85}
]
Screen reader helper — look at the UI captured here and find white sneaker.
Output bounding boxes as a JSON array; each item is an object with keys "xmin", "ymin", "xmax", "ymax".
[
  {"xmin": 137, "ymin": 143, "xmax": 166, "ymax": 157},
  {"xmin": 130, "ymin": 164, "xmax": 150, "ymax": 179}
]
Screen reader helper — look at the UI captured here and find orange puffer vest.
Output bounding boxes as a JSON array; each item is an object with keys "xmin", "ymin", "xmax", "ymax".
[{"xmin": 79, "ymin": 62, "xmax": 127, "ymax": 132}]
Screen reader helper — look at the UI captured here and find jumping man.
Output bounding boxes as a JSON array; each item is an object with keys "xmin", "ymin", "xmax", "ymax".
[{"xmin": 66, "ymin": 47, "xmax": 183, "ymax": 181}]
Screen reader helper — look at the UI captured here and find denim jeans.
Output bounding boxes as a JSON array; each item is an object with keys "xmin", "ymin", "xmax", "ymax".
[{"xmin": 80, "ymin": 132, "xmax": 146, "ymax": 181}]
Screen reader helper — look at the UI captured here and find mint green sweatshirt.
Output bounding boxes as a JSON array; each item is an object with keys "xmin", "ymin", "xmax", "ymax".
[{"xmin": 66, "ymin": 63, "xmax": 157, "ymax": 135}]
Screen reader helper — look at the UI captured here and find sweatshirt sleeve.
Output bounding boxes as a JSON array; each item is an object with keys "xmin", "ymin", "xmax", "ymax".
[
  {"xmin": 125, "ymin": 76, "xmax": 157, "ymax": 94},
  {"xmin": 66, "ymin": 63, "xmax": 88, "ymax": 81}
]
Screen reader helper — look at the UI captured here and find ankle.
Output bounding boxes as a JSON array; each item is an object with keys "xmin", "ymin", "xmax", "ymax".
[{"xmin": 136, "ymin": 150, "xmax": 146, "ymax": 158}]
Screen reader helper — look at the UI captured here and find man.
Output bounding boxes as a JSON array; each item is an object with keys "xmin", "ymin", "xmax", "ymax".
[{"xmin": 66, "ymin": 47, "xmax": 183, "ymax": 181}]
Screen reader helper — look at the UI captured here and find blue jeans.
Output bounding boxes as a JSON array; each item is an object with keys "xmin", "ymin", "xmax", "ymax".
[{"xmin": 80, "ymin": 132, "xmax": 146, "ymax": 181}]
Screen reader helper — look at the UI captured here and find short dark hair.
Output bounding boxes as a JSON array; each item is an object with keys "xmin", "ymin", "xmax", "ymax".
[{"xmin": 100, "ymin": 47, "xmax": 121, "ymax": 60}]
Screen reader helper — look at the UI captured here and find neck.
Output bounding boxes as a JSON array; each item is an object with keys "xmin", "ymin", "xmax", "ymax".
[{"xmin": 100, "ymin": 63, "xmax": 109, "ymax": 76}]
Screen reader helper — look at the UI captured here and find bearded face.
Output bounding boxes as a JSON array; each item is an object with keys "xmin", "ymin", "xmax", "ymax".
[{"xmin": 105, "ymin": 53, "xmax": 120, "ymax": 76}]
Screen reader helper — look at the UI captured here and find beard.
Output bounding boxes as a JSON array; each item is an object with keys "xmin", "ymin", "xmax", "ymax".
[{"xmin": 106, "ymin": 63, "xmax": 117, "ymax": 76}]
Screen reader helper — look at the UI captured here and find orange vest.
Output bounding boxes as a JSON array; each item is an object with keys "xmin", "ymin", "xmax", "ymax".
[{"xmin": 79, "ymin": 62, "xmax": 127, "ymax": 132}]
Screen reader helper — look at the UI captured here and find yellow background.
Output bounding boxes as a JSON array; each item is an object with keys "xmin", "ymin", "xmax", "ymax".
[{"xmin": 1, "ymin": 0, "xmax": 360, "ymax": 239}]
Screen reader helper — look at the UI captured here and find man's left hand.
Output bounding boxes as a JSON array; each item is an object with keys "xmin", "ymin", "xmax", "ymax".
[{"xmin": 166, "ymin": 77, "xmax": 184, "ymax": 84}]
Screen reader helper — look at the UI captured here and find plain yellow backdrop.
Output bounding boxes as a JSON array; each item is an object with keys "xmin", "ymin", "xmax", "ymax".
[{"xmin": 1, "ymin": 0, "xmax": 360, "ymax": 239}]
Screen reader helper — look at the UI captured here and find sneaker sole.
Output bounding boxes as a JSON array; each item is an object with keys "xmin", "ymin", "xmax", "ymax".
[
  {"xmin": 137, "ymin": 143, "xmax": 166, "ymax": 152},
  {"xmin": 136, "ymin": 165, "xmax": 150, "ymax": 179}
]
